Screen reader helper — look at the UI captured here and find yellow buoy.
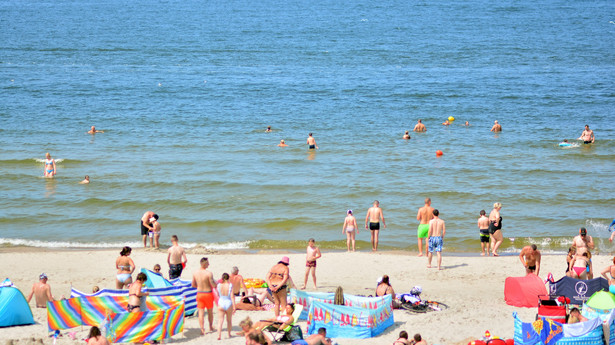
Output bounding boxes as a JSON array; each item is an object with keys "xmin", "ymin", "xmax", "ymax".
[{"xmin": 448, "ymin": 116, "xmax": 455, "ymax": 122}]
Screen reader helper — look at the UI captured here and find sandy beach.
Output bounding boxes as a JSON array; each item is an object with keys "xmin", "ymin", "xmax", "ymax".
[{"xmin": 1, "ymin": 248, "xmax": 613, "ymax": 345}]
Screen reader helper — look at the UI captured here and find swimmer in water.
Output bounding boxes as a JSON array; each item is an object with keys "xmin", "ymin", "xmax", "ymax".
[
  {"xmin": 442, "ymin": 120, "xmax": 450, "ymax": 126},
  {"xmin": 277, "ymin": 140, "xmax": 288, "ymax": 147},
  {"xmin": 80, "ymin": 175, "xmax": 90, "ymax": 184},
  {"xmin": 266, "ymin": 126, "xmax": 272, "ymax": 133},
  {"xmin": 464, "ymin": 121, "xmax": 469, "ymax": 126},
  {"xmin": 402, "ymin": 131, "xmax": 410, "ymax": 140},
  {"xmin": 87, "ymin": 126, "xmax": 104, "ymax": 134},
  {"xmin": 43, "ymin": 153, "xmax": 56, "ymax": 178}
]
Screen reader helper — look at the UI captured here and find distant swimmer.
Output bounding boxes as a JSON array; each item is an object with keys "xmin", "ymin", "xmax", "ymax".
[
  {"xmin": 416, "ymin": 198, "xmax": 434, "ymax": 257},
  {"xmin": 43, "ymin": 152, "xmax": 56, "ymax": 178},
  {"xmin": 80, "ymin": 175, "xmax": 90, "ymax": 184},
  {"xmin": 464, "ymin": 121, "xmax": 470, "ymax": 126},
  {"xmin": 413, "ymin": 119, "xmax": 426, "ymax": 132},
  {"xmin": 277, "ymin": 139, "xmax": 288, "ymax": 147},
  {"xmin": 87, "ymin": 126, "xmax": 104, "ymax": 134},
  {"xmin": 266, "ymin": 126, "xmax": 272, "ymax": 133},
  {"xmin": 490, "ymin": 120, "xmax": 502, "ymax": 132},
  {"xmin": 519, "ymin": 244, "xmax": 541, "ymax": 276},
  {"xmin": 307, "ymin": 133, "xmax": 319, "ymax": 150},
  {"xmin": 442, "ymin": 120, "xmax": 450, "ymax": 126},
  {"xmin": 365, "ymin": 200, "xmax": 386, "ymax": 252},
  {"xmin": 559, "ymin": 139, "xmax": 571, "ymax": 146},
  {"xmin": 427, "ymin": 209, "xmax": 446, "ymax": 270},
  {"xmin": 402, "ymin": 131, "xmax": 411, "ymax": 140},
  {"xmin": 578, "ymin": 124, "xmax": 595, "ymax": 144}
]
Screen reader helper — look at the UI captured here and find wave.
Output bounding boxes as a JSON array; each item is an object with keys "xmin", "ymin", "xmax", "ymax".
[{"xmin": 0, "ymin": 238, "xmax": 250, "ymax": 250}]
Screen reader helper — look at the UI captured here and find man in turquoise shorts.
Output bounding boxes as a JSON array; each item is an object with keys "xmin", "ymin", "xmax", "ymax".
[{"xmin": 416, "ymin": 198, "xmax": 434, "ymax": 257}]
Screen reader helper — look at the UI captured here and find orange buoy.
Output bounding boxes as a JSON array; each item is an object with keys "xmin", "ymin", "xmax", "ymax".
[{"xmin": 436, "ymin": 150, "xmax": 443, "ymax": 156}]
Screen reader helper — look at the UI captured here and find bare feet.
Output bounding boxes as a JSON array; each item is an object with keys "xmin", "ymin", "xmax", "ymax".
[
  {"xmin": 427, "ymin": 265, "xmax": 432, "ymax": 268},
  {"xmin": 480, "ymin": 252, "xmax": 485, "ymax": 256},
  {"xmin": 300, "ymin": 286, "xmax": 306, "ymax": 290},
  {"xmin": 493, "ymin": 252, "xmax": 499, "ymax": 256},
  {"xmin": 418, "ymin": 253, "xmax": 423, "ymax": 257}
]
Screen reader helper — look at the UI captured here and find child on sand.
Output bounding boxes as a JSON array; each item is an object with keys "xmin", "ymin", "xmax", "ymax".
[{"xmin": 301, "ymin": 238, "xmax": 322, "ymax": 289}]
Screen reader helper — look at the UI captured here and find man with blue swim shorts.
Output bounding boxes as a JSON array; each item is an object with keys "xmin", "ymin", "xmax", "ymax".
[
  {"xmin": 427, "ymin": 209, "xmax": 446, "ymax": 270},
  {"xmin": 416, "ymin": 198, "xmax": 434, "ymax": 257}
]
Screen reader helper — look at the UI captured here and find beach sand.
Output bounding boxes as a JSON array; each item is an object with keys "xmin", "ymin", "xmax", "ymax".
[{"xmin": 1, "ymin": 248, "xmax": 611, "ymax": 345}]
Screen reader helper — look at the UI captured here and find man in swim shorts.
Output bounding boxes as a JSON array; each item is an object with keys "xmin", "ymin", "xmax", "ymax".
[
  {"xmin": 578, "ymin": 124, "xmax": 595, "ymax": 144},
  {"xmin": 519, "ymin": 244, "xmax": 541, "ymax": 276},
  {"xmin": 416, "ymin": 198, "xmax": 434, "ymax": 257},
  {"xmin": 192, "ymin": 257, "xmax": 216, "ymax": 334},
  {"xmin": 365, "ymin": 200, "xmax": 386, "ymax": 251},
  {"xmin": 477, "ymin": 210, "xmax": 490, "ymax": 256},
  {"xmin": 573, "ymin": 227, "xmax": 595, "ymax": 255},
  {"xmin": 427, "ymin": 209, "xmax": 446, "ymax": 270},
  {"xmin": 140, "ymin": 211, "xmax": 155, "ymax": 248},
  {"xmin": 306, "ymin": 133, "xmax": 318, "ymax": 150},
  {"xmin": 230, "ymin": 266, "xmax": 250, "ymax": 296},
  {"xmin": 167, "ymin": 235, "xmax": 187, "ymax": 279}
]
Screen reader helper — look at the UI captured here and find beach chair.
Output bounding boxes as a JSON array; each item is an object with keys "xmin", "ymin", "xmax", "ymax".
[
  {"xmin": 263, "ymin": 304, "xmax": 304, "ymax": 342},
  {"xmin": 537, "ymin": 295, "xmax": 568, "ymax": 323}
]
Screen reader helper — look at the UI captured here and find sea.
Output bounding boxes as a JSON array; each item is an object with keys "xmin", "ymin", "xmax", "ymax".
[{"xmin": 1, "ymin": 0, "xmax": 614, "ymax": 254}]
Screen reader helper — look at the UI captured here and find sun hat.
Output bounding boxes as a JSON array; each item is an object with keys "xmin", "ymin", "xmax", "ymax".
[
  {"xmin": 280, "ymin": 256, "xmax": 290, "ymax": 265},
  {"xmin": 40, "ymin": 273, "xmax": 48, "ymax": 280}
]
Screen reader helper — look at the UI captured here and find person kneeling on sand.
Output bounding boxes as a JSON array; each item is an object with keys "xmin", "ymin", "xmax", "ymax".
[
  {"xmin": 291, "ymin": 327, "xmax": 332, "ymax": 345},
  {"xmin": 568, "ymin": 307, "xmax": 588, "ymax": 323},
  {"xmin": 376, "ymin": 275, "xmax": 401, "ymax": 308},
  {"xmin": 87, "ymin": 326, "xmax": 110, "ymax": 345}
]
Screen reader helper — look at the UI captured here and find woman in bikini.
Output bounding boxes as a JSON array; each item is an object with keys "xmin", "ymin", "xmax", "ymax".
[
  {"xmin": 489, "ymin": 202, "xmax": 503, "ymax": 256},
  {"xmin": 216, "ymin": 273, "xmax": 236, "ymax": 340},
  {"xmin": 116, "ymin": 246, "xmax": 135, "ymax": 289},
  {"xmin": 376, "ymin": 275, "xmax": 401, "ymax": 308},
  {"xmin": 569, "ymin": 252, "xmax": 591, "ymax": 280},
  {"xmin": 43, "ymin": 152, "xmax": 56, "ymax": 178},
  {"xmin": 253, "ymin": 303, "xmax": 295, "ymax": 332},
  {"xmin": 601, "ymin": 257, "xmax": 615, "ymax": 294},
  {"xmin": 265, "ymin": 256, "xmax": 290, "ymax": 317},
  {"xmin": 127, "ymin": 273, "xmax": 148, "ymax": 313},
  {"xmin": 342, "ymin": 209, "xmax": 358, "ymax": 252}
]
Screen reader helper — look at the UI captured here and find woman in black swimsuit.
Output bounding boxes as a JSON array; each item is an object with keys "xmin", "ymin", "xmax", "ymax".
[
  {"xmin": 266, "ymin": 256, "xmax": 290, "ymax": 317},
  {"xmin": 489, "ymin": 202, "xmax": 503, "ymax": 256},
  {"xmin": 127, "ymin": 273, "xmax": 149, "ymax": 313}
]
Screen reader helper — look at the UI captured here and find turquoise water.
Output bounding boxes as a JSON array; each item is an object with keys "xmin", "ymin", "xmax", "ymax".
[{"xmin": 1, "ymin": 0, "xmax": 614, "ymax": 252}]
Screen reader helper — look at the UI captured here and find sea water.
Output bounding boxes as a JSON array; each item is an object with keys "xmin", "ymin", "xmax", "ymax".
[{"xmin": 1, "ymin": 0, "xmax": 614, "ymax": 253}]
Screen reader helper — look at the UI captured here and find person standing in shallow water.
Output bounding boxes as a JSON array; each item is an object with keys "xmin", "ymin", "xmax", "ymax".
[
  {"xmin": 306, "ymin": 133, "xmax": 318, "ymax": 150},
  {"xmin": 490, "ymin": 120, "xmax": 502, "ymax": 132},
  {"xmin": 365, "ymin": 200, "xmax": 386, "ymax": 252},
  {"xmin": 489, "ymin": 202, "xmax": 503, "ymax": 256},
  {"xmin": 427, "ymin": 209, "xmax": 445, "ymax": 270},
  {"xmin": 478, "ymin": 210, "xmax": 490, "ymax": 256},
  {"xmin": 416, "ymin": 198, "xmax": 434, "ymax": 257},
  {"xmin": 342, "ymin": 209, "xmax": 358, "ymax": 252},
  {"xmin": 43, "ymin": 152, "xmax": 56, "ymax": 178}
]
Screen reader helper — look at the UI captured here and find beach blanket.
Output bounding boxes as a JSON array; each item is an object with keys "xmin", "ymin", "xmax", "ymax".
[
  {"xmin": 513, "ymin": 312, "xmax": 605, "ymax": 345},
  {"xmin": 47, "ymin": 295, "xmax": 184, "ymax": 342},
  {"xmin": 306, "ymin": 295, "xmax": 393, "ymax": 339},
  {"xmin": 70, "ymin": 278, "xmax": 196, "ymax": 316}
]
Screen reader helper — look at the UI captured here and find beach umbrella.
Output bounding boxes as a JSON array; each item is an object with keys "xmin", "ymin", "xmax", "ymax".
[{"xmin": 585, "ymin": 290, "xmax": 615, "ymax": 310}]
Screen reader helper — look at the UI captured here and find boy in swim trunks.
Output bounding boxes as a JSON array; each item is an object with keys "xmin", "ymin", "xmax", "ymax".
[
  {"xmin": 427, "ymin": 209, "xmax": 445, "ymax": 270},
  {"xmin": 192, "ymin": 257, "xmax": 217, "ymax": 334},
  {"xmin": 477, "ymin": 210, "xmax": 490, "ymax": 256},
  {"xmin": 416, "ymin": 198, "xmax": 434, "ymax": 256},
  {"xmin": 301, "ymin": 238, "xmax": 322, "ymax": 289},
  {"xmin": 365, "ymin": 200, "xmax": 386, "ymax": 252}
]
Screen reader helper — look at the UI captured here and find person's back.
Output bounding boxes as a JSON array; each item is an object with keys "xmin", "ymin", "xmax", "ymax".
[
  {"xmin": 193, "ymin": 268, "xmax": 213, "ymax": 291},
  {"xmin": 417, "ymin": 205, "xmax": 433, "ymax": 224},
  {"xmin": 32, "ymin": 282, "xmax": 52, "ymax": 307},
  {"xmin": 168, "ymin": 243, "xmax": 184, "ymax": 265},
  {"xmin": 230, "ymin": 273, "xmax": 243, "ymax": 295}
]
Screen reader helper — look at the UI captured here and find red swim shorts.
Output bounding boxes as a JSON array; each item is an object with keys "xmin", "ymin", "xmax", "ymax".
[{"xmin": 197, "ymin": 292, "xmax": 214, "ymax": 309}]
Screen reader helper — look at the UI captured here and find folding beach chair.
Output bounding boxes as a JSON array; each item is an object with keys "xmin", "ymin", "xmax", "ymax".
[
  {"xmin": 263, "ymin": 304, "xmax": 304, "ymax": 342},
  {"xmin": 537, "ymin": 295, "xmax": 568, "ymax": 323}
]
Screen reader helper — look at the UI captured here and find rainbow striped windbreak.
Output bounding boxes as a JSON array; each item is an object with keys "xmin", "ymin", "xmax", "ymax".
[{"xmin": 47, "ymin": 295, "xmax": 184, "ymax": 342}]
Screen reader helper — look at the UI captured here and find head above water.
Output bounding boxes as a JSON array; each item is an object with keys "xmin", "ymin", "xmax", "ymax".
[
  {"xmin": 425, "ymin": 197, "xmax": 431, "ymax": 205},
  {"xmin": 308, "ymin": 132, "xmax": 313, "ymax": 137},
  {"xmin": 373, "ymin": 200, "xmax": 379, "ymax": 206},
  {"xmin": 347, "ymin": 209, "xmax": 353, "ymax": 215},
  {"xmin": 433, "ymin": 209, "xmax": 439, "ymax": 217},
  {"xmin": 418, "ymin": 119, "xmax": 422, "ymax": 123}
]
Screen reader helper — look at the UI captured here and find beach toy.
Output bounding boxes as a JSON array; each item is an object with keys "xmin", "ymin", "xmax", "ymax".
[
  {"xmin": 436, "ymin": 150, "xmax": 443, "ymax": 156},
  {"xmin": 448, "ymin": 116, "xmax": 455, "ymax": 122}
]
